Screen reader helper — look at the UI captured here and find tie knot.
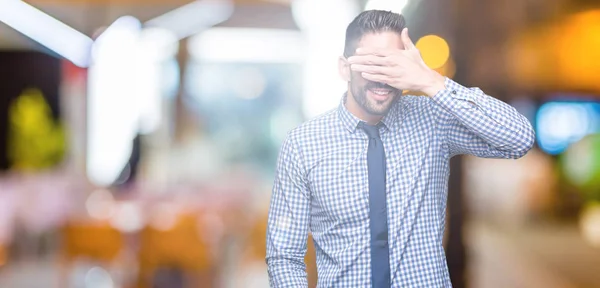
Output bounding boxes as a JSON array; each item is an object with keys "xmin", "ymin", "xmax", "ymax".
[{"xmin": 359, "ymin": 122, "xmax": 381, "ymax": 139}]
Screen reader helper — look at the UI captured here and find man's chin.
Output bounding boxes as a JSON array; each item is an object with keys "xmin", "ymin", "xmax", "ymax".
[
  {"xmin": 364, "ymin": 102, "xmax": 394, "ymax": 116},
  {"xmin": 367, "ymin": 96, "xmax": 396, "ymax": 113}
]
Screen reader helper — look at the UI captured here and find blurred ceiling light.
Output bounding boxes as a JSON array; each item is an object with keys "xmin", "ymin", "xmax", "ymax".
[
  {"xmin": 91, "ymin": 15, "xmax": 141, "ymax": 63},
  {"xmin": 136, "ymin": 27, "xmax": 178, "ymax": 136},
  {"xmin": 145, "ymin": 0, "xmax": 234, "ymax": 40},
  {"xmin": 415, "ymin": 34, "xmax": 450, "ymax": 69},
  {"xmin": 291, "ymin": 0, "xmax": 356, "ymax": 32},
  {"xmin": 87, "ymin": 16, "xmax": 142, "ymax": 187},
  {"xmin": 138, "ymin": 27, "xmax": 179, "ymax": 62},
  {"xmin": 88, "ymin": 17, "xmax": 173, "ymax": 187},
  {"xmin": 0, "ymin": 0, "xmax": 93, "ymax": 67},
  {"xmin": 291, "ymin": 0, "xmax": 359, "ymax": 119},
  {"xmin": 365, "ymin": 0, "xmax": 409, "ymax": 14},
  {"xmin": 188, "ymin": 28, "xmax": 305, "ymax": 63}
]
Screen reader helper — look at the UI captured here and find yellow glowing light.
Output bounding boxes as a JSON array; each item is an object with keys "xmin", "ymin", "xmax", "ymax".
[
  {"xmin": 506, "ymin": 9, "xmax": 600, "ymax": 92},
  {"xmin": 435, "ymin": 57, "xmax": 456, "ymax": 79},
  {"xmin": 7, "ymin": 88, "xmax": 66, "ymax": 171},
  {"xmin": 416, "ymin": 35, "xmax": 450, "ymax": 69},
  {"xmin": 555, "ymin": 9, "xmax": 600, "ymax": 91}
]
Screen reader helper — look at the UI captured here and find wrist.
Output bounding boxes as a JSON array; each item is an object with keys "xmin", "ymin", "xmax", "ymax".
[{"xmin": 421, "ymin": 70, "xmax": 446, "ymax": 97}]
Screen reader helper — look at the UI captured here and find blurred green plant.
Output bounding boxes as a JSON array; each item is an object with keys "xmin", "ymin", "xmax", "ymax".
[
  {"xmin": 7, "ymin": 88, "xmax": 66, "ymax": 171},
  {"xmin": 561, "ymin": 134, "xmax": 600, "ymax": 202}
]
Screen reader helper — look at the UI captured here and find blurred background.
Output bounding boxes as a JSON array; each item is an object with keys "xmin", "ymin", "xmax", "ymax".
[{"xmin": 0, "ymin": 0, "xmax": 600, "ymax": 287}]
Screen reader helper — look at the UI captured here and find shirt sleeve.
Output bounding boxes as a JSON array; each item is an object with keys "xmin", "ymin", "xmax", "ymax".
[
  {"xmin": 266, "ymin": 134, "xmax": 311, "ymax": 288},
  {"xmin": 431, "ymin": 77, "xmax": 535, "ymax": 159}
]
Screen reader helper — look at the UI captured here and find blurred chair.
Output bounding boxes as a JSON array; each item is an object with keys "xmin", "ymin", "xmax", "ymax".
[
  {"xmin": 60, "ymin": 221, "xmax": 125, "ymax": 287},
  {"xmin": 136, "ymin": 213, "xmax": 213, "ymax": 288},
  {"xmin": 306, "ymin": 234, "xmax": 318, "ymax": 288},
  {"xmin": 61, "ymin": 221, "xmax": 124, "ymax": 261},
  {"xmin": 0, "ymin": 243, "xmax": 7, "ymax": 268}
]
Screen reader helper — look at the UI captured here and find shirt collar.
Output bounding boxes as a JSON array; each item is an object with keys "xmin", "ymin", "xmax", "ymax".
[
  {"xmin": 337, "ymin": 93, "xmax": 401, "ymax": 133},
  {"xmin": 337, "ymin": 94, "xmax": 361, "ymax": 133}
]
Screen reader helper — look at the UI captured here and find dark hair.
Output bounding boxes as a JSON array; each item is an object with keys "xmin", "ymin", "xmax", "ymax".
[{"xmin": 343, "ymin": 10, "xmax": 407, "ymax": 57}]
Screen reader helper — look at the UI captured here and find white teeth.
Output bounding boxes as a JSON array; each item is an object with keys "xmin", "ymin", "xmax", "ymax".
[{"xmin": 371, "ymin": 90, "xmax": 390, "ymax": 95}]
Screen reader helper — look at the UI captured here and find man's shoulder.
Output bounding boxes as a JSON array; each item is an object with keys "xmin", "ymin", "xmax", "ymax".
[{"xmin": 287, "ymin": 108, "xmax": 338, "ymax": 144}]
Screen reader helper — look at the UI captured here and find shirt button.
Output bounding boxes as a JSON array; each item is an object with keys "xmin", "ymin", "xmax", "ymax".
[{"xmin": 451, "ymin": 90, "xmax": 457, "ymax": 95}]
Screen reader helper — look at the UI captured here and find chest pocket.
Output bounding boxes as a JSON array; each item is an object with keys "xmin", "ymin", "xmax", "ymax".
[{"xmin": 309, "ymin": 147, "xmax": 369, "ymax": 228}]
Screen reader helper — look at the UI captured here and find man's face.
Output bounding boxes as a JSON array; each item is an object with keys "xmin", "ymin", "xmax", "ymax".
[{"xmin": 347, "ymin": 32, "xmax": 404, "ymax": 116}]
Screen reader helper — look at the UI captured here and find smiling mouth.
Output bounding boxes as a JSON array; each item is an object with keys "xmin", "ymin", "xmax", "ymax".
[
  {"xmin": 367, "ymin": 88, "xmax": 393, "ymax": 101},
  {"xmin": 369, "ymin": 88, "xmax": 392, "ymax": 96}
]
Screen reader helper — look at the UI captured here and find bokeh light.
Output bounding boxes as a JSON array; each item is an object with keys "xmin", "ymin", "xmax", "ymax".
[
  {"xmin": 415, "ymin": 34, "xmax": 450, "ymax": 69},
  {"xmin": 434, "ymin": 56, "xmax": 455, "ymax": 78},
  {"xmin": 580, "ymin": 202, "xmax": 600, "ymax": 248},
  {"xmin": 562, "ymin": 134, "xmax": 600, "ymax": 197},
  {"xmin": 86, "ymin": 189, "xmax": 116, "ymax": 220}
]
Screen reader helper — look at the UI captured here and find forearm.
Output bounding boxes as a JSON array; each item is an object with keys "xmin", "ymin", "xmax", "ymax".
[
  {"xmin": 266, "ymin": 253, "xmax": 309, "ymax": 287},
  {"xmin": 431, "ymin": 78, "xmax": 535, "ymax": 158},
  {"xmin": 266, "ymin": 203, "xmax": 310, "ymax": 287},
  {"xmin": 266, "ymin": 210, "xmax": 310, "ymax": 288}
]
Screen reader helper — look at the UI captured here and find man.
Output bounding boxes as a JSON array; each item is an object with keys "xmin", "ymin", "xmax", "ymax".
[{"xmin": 266, "ymin": 10, "xmax": 534, "ymax": 288}]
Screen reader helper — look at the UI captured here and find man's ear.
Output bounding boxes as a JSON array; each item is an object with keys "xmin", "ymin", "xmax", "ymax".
[{"xmin": 338, "ymin": 56, "xmax": 351, "ymax": 82}]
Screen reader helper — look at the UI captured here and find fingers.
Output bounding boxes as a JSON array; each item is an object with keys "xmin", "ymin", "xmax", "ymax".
[
  {"xmin": 347, "ymin": 54, "xmax": 393, "ymax": 66},
  {"xmin": 350, "ymin": 64, "xmax": 395, "ymax": 75},
  {"xmin": 354, "ymin": 47, "xmax": 394, "ymax": 56},
  {"xmin": 360, "ymin": 72, "xmax": 391, "ymax": 83},
  {"xmin": 401, "ymin": 28, "xmax": 416, "ymax": 50}
]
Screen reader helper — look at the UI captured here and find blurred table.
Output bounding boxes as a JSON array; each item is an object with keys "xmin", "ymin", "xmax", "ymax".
[{"xmin": 467, "ymin": 221, "xmax": 600, "ymax": 288}]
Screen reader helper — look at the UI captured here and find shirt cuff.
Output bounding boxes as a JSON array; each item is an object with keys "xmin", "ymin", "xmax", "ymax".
[{"xmin": 431, "ymin": 77, "xmax": 486, "ymax": 110}]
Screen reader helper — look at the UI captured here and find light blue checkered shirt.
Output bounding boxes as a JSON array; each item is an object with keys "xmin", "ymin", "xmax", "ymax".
[{"xmin": 266, "ymin": 78, "xmax": 535, "ymax": 287}]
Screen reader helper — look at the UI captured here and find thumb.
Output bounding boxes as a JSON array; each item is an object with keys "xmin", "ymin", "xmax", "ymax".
[{"xmin": 401, "ymin": 28, "xmax": 416, "ymax": 50}]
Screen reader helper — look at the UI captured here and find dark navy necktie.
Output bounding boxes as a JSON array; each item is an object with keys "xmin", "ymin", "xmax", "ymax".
[{"xmin": 359, "ymin": 122, "xmax": 391, "ymax": 288}]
